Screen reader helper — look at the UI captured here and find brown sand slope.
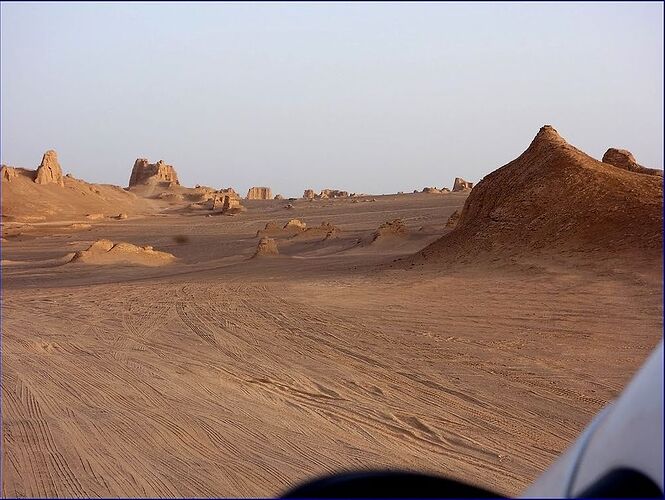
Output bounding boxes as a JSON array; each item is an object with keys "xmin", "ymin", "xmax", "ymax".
[
  {"xmin": 414, "ymin": 126, "xmax": 663, "ymax": 266},
  {"xmin": 1, "ymin": 168, "xmax": 152, "ymax": 221}
]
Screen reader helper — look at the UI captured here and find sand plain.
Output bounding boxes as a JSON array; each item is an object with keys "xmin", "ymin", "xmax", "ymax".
[{"xmin": 2, "ymin": 188, "xmax": 662, "ymax": 497}]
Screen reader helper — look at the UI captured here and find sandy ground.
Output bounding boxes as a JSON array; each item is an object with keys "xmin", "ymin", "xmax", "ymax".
[{"xmin": 1, "ymin": 192, "xmax": 662, "ymax": 497}]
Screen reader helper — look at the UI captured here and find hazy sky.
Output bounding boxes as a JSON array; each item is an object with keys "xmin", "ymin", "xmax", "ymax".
[{"xmin": 2, "ymin": 2, "xmax": 663, "ymax": 197}]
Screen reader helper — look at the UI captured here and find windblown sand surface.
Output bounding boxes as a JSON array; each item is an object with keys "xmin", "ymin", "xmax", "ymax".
[{"xmin": 2, "ymin": 187, "xmax": 661, "ymax": 497}]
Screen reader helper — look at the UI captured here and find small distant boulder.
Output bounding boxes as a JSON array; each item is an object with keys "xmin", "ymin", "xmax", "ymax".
[
  {"xmin": 35, "ymin": 150, "xmax": 64, "ymax": 186},
  {"xmin": 422, "ymin": 187, "xmax": 441, "ymax": 194},
  {"xmin": 301, "ymin": 221, "xmax": 340, "ymax": 240},
  {"xmin": 446, "ymin": 210, "xmax": 461, "ymax": 228},
  {"xmin": 116, "ymin": 213, "xmax": 128, "ymax": 220},
  {"xmin": 602, "ymin": 148, "xmax": 663, "ymax": 177},
  {"xmin": 246, "ymin": 187, "xmax": 272, "ymax": 200},
  {"xmin": 285, "ymin": 203, "xmax": 294, "ymax": 210},
  {"xmin": 452, "ymin": 177, "xmax": 473, "ymax": 192},
  {"xmin": 254, "ymin": 237, "xmax": 279, "ymax": 257},
  {"xmin": 128, "ymin": 158, "xmax": 180, "ymax": 187},
  {"xmin": 274, "ymin": 194, "xmax": 284, "ymax": 200}
]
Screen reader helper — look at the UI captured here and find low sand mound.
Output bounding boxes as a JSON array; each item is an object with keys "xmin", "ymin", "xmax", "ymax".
[
  {"xmin": 290, "ymin": 221, "xmax": 341, "ymax": 241},
  {"xmin": 253, "ymin": 237, "xmax": 279, "ymax": 257},
  {"xmin": 257, "ymin": 219, "xmax": 308, "ymax": 237},
  {"xmin": 70, "ymin": 239, "xmax": 176, "ymax": 266},
  {"xmin": 256, "ymin": 221, "xmax": 282, "ymax": 237},
  {"xmin": 372, "ymin": 219, "xmax": 409, "ymax": 243},
  {"xmin": 413, "ymin": 125, "xmax": 663, "ymax": 266},
  {"xmin": 283, "ymin": 219, "xmax": 307, "ymax": 231},
  {"xmin": 159, "ymin": 192, "xmax": 185, "ymax": 203}
]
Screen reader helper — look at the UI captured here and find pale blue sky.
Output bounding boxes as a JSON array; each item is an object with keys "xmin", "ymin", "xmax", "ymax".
[{"xmin": 2, "ymin": 2, "xmax": 663, "ymax": 197}]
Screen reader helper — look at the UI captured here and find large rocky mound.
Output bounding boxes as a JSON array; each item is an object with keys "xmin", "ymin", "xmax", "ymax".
[
  {"xmin": 414, "ymin": 125, "xmax": 663, "ymax": 265},
  {"xmin": 35, "ymin": 150, "xmax": 65, "ymax": 186},
  {"xmin": 602, "ymin": 148, "xmax": 663, "ymax": 177},
  {"xmin": 128, "ymin": 158, "xmax": 180, "ymax": 187},
  {"xmin": 70, "ymin": 239, "xmax": 176, "ymax": 266},
  {"xmin": 246, "ymin": 187, "xmax": 272, "ymax": 200}
]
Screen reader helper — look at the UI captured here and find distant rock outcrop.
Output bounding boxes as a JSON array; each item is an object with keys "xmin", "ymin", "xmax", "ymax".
[
  {"xmin": 246, "ymin": 187, "xmax": 272, "ymax": 200},
  {"xmin": 452, "ymin": 178, "xmax": 473, "ymax": 192},
  {"xmin": 602, "ymin": 148, "xmax": 663, "ymax": 177},
  {"xmin": 207, "ymin": 192, "xmax": 243, "ymax": 214},
  {"xmin": 303, "ymin": 189, "xmax": 315, "ymax": 200},
  {"xmin": 422, "ymin": 187, "xmax": 449, "ymax": 194},
  {"xmin": 319, "ymin": 189, "xmax": 349, "ymax": 199},
  {"xmin": 254, "ymin": 237, "xmax": 279, "ymax": 257},
  {"xmin": 274, "ymin": 194, "xmax": 284, "ymax": 200},
  {"xmin": 128, "ymin": 158, "xmax": 180, "ymax": 187},
  {"xmin": 1, "ymin": 165, "xmax": 18, "ymax": 182},
  {"xmin": 35, "ymin": 150, "xmax": 64, "ymax": 186}
]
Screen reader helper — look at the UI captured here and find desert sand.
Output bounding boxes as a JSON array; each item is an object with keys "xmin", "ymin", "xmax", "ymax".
[{"xmin": 1, "ymin": 128, "xmax": 662, "ymax": 497}]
